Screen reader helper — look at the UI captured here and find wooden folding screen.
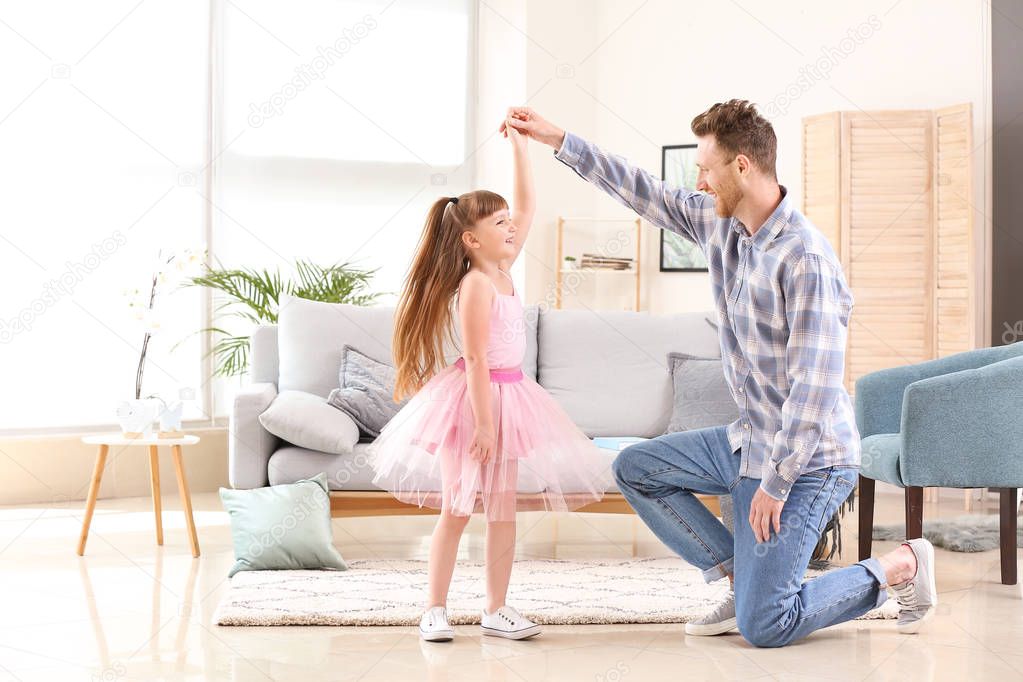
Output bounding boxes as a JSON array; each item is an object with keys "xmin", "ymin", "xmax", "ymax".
[{"xmin": 802, "ymin": 104, "xmax": 974, "ymax": 391}]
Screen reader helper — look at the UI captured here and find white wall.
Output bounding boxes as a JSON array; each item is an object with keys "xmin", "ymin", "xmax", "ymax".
[{"xmin": 480, "ymin": 0, "xmax": 991, "ymax": 318}]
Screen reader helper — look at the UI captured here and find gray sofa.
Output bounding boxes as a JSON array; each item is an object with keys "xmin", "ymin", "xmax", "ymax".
[{"xmin": 229, "ymin": 294, "xmax": 721, "ymax": 515}]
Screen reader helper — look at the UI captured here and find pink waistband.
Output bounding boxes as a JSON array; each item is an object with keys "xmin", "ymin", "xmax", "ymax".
[{"xmin": 454, "ymin": 357, "xmax": 523, "ymax": 383}]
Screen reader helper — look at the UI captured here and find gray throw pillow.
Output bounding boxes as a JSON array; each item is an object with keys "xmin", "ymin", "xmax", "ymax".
[
  {"xmin": 665, "ymin": 352, "xmax": 740, "ymax": 433},
  {"xmin": 258, "ymin": 390, "xmax": 359, "ymax": 455},
  {"xmin": 327, "ymin": 345, "xmax": 409, "ymax": 438}
]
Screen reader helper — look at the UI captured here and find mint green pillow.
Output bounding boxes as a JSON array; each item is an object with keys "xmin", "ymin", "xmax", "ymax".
[{"xmin": 219, "ymin": 473, "xmax": 347, "ymax": 577}]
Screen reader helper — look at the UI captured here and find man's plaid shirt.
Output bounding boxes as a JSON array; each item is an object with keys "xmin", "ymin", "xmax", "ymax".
[{"xmin": 555, "ymin": 132, "xmax": 860, "ymax": 501}]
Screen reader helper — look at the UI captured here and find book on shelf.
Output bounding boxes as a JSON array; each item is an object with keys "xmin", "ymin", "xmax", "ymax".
[{"xmin": 579, "ymin": 253, "xmax": 635, "ymax": 270}]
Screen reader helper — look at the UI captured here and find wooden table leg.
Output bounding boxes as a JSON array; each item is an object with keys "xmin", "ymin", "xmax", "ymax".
[
  {"xmin": 77, "ymin": 444, "xmax": 109, "ymax": 556},
  {"xmin": 171, "ymin": 445, "xmax": 200, "ymax": 558},
  {"xmin": 148, "ymin": 445, "xmax": 163, "ymax": 546}
]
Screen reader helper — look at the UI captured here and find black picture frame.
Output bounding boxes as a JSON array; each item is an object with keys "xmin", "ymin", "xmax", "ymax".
[{"xmin": 659, "ymin": 144, "xmax": 709, "ymax": 272}]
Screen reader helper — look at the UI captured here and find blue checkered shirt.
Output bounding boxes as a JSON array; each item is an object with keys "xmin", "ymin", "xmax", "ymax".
[{"xmin": 555, "ymin": 132, "xmax": 860, "ymax": 501}]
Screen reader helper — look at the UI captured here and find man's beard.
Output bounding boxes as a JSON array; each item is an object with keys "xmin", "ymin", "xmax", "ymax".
[{"xmin": 713, "ymin": 187, "xmax": 740, "ymax": 218}]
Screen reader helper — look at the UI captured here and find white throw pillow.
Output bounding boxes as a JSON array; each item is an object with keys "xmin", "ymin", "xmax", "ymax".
[{"xmin": 259, "ymin": 390, "xmax": 359, "ymax": 455}]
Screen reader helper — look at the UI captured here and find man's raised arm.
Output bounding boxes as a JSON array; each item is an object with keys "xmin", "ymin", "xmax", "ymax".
[{"xmin": 501, "ymin": 107, "xmax": 716, "ymax": 249}]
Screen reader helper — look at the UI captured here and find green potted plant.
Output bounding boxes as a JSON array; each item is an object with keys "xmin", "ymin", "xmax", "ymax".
[{"xmin": 178, "ymin": 259, "xmax": 384, "ymax": 378}]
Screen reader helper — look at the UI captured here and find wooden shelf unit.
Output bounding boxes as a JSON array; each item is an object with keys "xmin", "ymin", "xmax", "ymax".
[{"xmin": 555, "ymin": 216, "xmax": 642, "ymax": 311}]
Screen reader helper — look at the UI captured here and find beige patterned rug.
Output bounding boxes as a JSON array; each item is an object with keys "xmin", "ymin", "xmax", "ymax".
[{"xmin": 214, "ymin": 557, "xmax": 898, "ymax": 626}]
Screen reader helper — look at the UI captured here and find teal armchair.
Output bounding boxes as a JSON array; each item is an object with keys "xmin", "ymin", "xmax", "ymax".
[{"xmin": 855, "ymin": 342, "xmax": 1023, "ymax": 585}]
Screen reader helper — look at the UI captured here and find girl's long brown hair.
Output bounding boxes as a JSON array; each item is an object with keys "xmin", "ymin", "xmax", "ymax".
[{"xmin": 392, "ymin": 190, "xmax": 508, "ymax": 401}]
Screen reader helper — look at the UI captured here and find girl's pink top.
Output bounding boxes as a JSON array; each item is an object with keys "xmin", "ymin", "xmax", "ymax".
[{"xmin": 457, "ymin": 269, "xmax": 525, "ymax": 370}]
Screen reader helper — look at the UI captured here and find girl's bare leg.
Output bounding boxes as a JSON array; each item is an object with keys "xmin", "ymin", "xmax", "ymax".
[
  {"xmin": 485, "ymin": 519, "xmax": 516, "ymax": 613},
  {"xmin": 484, "ymin": 450, "xmax": 518, "ymax": 613},
  {"xmin": 428, "ymin": 510, "xmax": 470, "ymax": 607}
]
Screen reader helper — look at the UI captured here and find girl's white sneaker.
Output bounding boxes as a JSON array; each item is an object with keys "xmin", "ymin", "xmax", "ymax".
[
  {"xmin": 480, "ymin": 605, "xmax": 542, "ymax": 640},
  {"xmin": 419, "ymin": 606, "xmax": 455, "ymax": 642}
]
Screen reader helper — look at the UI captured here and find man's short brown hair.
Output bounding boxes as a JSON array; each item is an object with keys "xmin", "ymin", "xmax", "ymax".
[{"xmin": 691, "ymin": 100, "xmax": 777, "ymax": 179}]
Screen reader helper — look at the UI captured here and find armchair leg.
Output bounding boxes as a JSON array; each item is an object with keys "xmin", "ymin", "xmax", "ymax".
[
  {"xmin": 999, "ymin": 488, "xmax": 1018, "ymax": 586},
  {"xmin": 905, "ymin": 486, "xmax": 924, "ymax": 540},
  {"xmin": 858, "ymin": 476, "xmax": 875, "ymax": 561}
]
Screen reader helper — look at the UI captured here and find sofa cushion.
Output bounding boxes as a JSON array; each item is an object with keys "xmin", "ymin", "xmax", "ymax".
[
  {"xmin": 268, "ymin": 443, "xmax": 622, "ymax": 494},
  {"xmin": 269, "ymin": 445, "xmax": 380, "ymax": 490},
  {"xmin": 278, "ymin": 295, "xmax": 398, "ymax": 398},
  {"xmin": 327, "ymin": 345, "xmax": 409, "ymax": 438},
  {"xmin": 258, "ymin": 390, "xmax": 359, "ymax": 456},
  {"xmin": 538, "ymin": 309, "xmax": 720, "ymax": 437},
  {"xmin": 249, "ymin": 324, "xmax": 279, "ymax": 385},
  {"xmin": 666, "ymin": 353, "xmax": 738, "ymax": 432},
  {"xmin": 277, "ymin": 294, "xmax": 540, "ymax": 398}
]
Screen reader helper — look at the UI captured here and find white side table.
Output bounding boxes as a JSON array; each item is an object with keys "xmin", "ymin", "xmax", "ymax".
[{"xmin": 78, "ymin": 433, "xmax": 201, "ymax": 557}]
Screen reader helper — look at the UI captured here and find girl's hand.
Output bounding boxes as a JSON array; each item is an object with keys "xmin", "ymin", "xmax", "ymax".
[
  {"xmin": 504, "ymin": 117, "xmax": 528, "ymax": 149},
  {"xmin": 469, "ymin": 425, "xmax": 496, "ymax": 463},
  {"xmin": 500, "ymin": 107, "xmax": 565, "ymax": 150}
]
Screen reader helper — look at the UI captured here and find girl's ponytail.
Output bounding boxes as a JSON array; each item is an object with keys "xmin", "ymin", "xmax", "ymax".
[{"xmin": 391, "ymin": 191, "xmax": 507, "ymax": 401}]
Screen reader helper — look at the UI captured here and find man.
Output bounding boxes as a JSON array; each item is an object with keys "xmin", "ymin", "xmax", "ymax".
[{"xmin": 502, "ymin": 100, "xmax": 936, "ymax": 647}]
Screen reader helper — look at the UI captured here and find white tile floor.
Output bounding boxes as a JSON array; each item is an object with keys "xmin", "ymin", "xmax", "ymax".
[{"xmin": 0, "ymin": 491, "xmax": 1020, "ymax": 681}]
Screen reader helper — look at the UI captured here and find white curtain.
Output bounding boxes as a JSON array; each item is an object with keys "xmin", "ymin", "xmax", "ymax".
[{"xmin": 0, "ymin": 2, "xmax": 209, "ymax": 431}]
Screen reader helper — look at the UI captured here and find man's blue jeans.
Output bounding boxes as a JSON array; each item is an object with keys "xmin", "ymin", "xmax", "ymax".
[{"xmin": 612, "ymin": 426, "xmax": 890, "ymax": 648}]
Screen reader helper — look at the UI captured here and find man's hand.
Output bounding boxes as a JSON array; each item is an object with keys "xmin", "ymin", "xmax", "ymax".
[
  {"xmin": 500, "ymin": 107, "xmax": 565, "ymax": 150},
  {"xmin": 749, "ymin": 487, "xmax": 785, "ymax": 543}
]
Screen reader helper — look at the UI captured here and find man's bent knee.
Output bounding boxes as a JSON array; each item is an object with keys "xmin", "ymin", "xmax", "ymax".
[
  {"xmin": 611, "ymin": 442, "xmax": 648, "ymax": 488},
  {"xmin": 739, "ymin": 625, "xmax": 790, "ymax": 648},
  {"xmin": 736, "ymin": 607, "xmax": 798, "ymax": 648}
]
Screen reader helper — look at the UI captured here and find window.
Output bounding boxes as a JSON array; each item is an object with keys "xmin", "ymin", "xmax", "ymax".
[
  {"xmin": 214, "ymin": 0, "xmax": 475, "ymax": 279},
  {"xmin": 0, "ymin": 0, "xmax": 477, "ymax": 432},
  {"xmin": 0, "ymin": 1, "xmax": 209, "ymax": 432},
  {"xmin": 211, "ymin": 0, "xmax": 476, "ymax": 418}
]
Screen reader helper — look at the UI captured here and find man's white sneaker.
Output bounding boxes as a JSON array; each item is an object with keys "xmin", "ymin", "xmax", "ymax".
[
  {"xmin": 480, "ymin": 605, "xmax": 541, "ymax": 640},
  {"xmin": 685, "ymin": 589, "xmax": 737, "ymax": 636},
  {"xmin": 891, "ymin": 538, "xmax": 937, "ymax": 634},
  {"xmin": 419, "ymin": 606, "xmax": 455, "ymax": 642}
]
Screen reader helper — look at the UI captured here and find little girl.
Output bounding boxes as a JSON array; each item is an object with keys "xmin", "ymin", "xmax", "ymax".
[{"xmin": 368, "ymin": 119, "xmax": 612, "ymax": 642}]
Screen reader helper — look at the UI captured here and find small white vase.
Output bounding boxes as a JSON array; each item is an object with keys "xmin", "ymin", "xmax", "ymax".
[
  {"xmin": 158, "ymin": 401, "xmax": 184, "ymax": 434},
  {"xmin": 115, "ymin": 399, "xmax": 161, "ymax": 436}
]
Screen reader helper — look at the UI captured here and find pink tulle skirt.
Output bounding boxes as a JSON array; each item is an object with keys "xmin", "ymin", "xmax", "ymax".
[{"xmin": 367, "ymin": 359, "xmax": 614, "ymax": 522}]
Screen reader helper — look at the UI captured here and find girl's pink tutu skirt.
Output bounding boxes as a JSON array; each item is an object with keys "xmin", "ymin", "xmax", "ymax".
[{"xmin": 367, "ymin": 358, "xmax": 615, "ymax": 522}]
